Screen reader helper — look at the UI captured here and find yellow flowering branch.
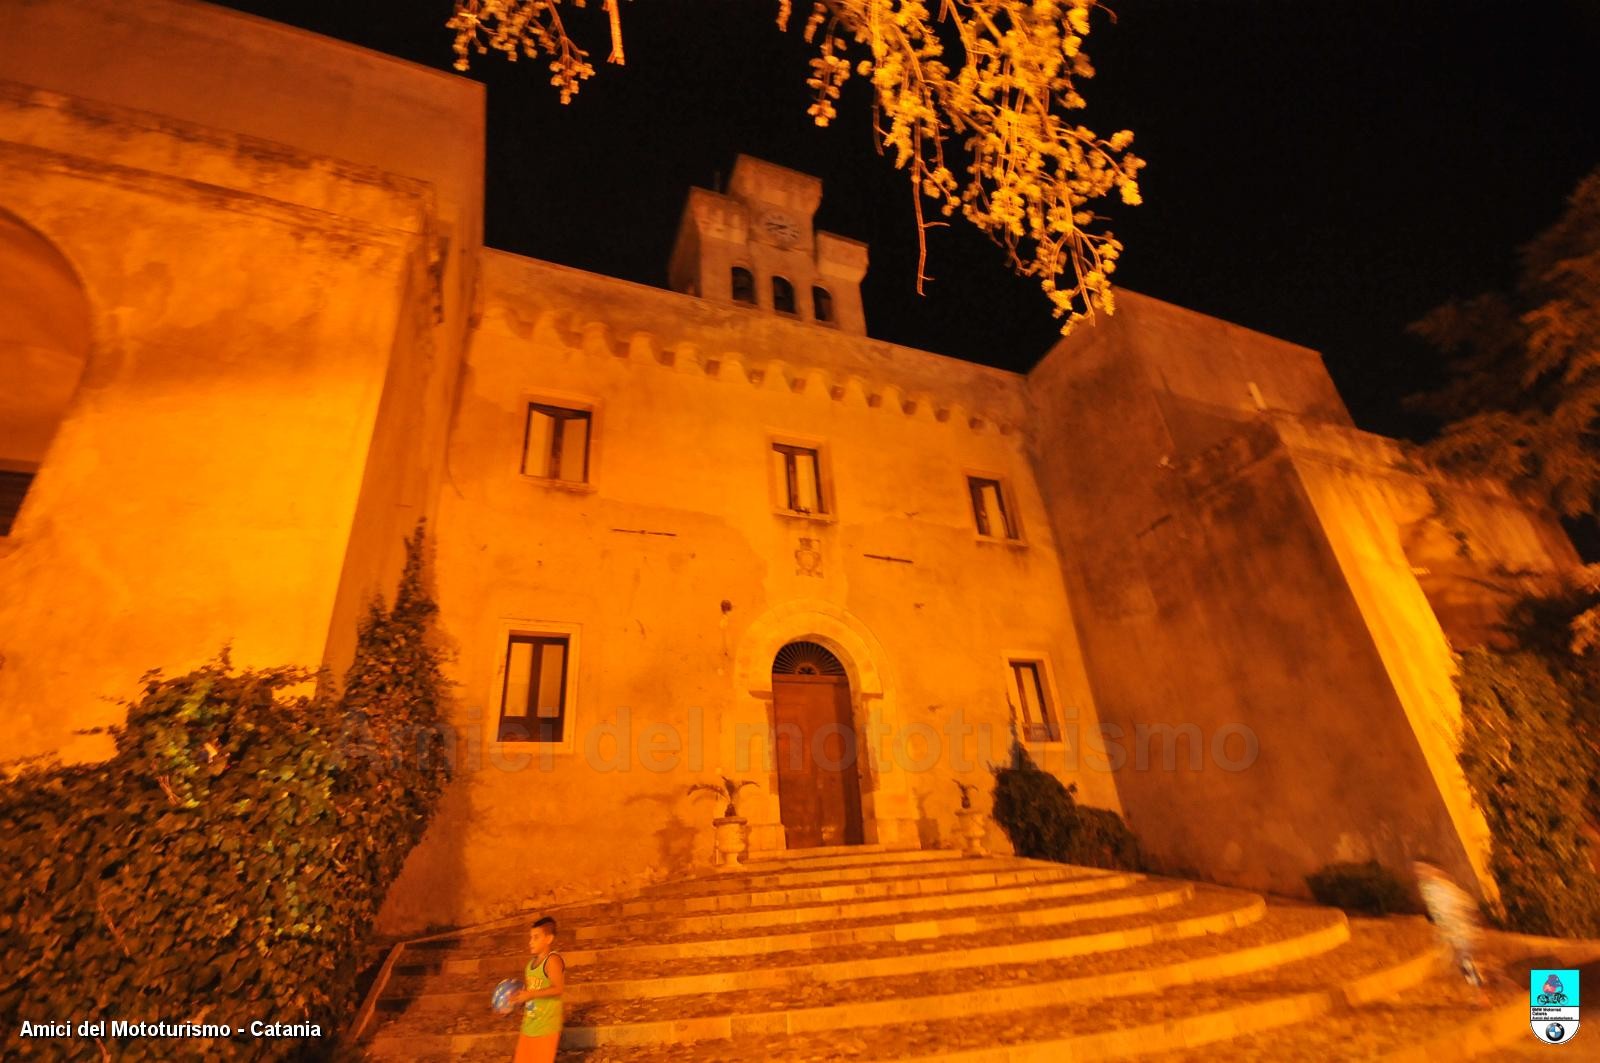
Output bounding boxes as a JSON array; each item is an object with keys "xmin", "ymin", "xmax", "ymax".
[{"xmin": 449, "ymin": 0, "xmax": 1143, "ymax": 331}]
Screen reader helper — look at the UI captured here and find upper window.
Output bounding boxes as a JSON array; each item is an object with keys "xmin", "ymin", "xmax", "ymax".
[
  {"xmin": 731, "ymin": 267, "xmax": 756, "ymax": 305},
  {"xmin": 968, "ymin": 476, "xmax": 1019, "ymax": 540},
  {"xmin": 498, "ymin": 634, "xmax": 570, "ymax": 743},
  {"xmin": 1009, "ymin": 660, "xmax": 1061, "ymax": 742},
  {"xmin": 812, "ymin": 286, "xmax": 834, "ymax": 324},
  {"xmin": 772, "ymin": 276, "xmax": 796, "ymax": 314},
  {"xmin": 522, "ymin": 403, "xmax": 590, "ymax": 483},
  {"xmin": 772, "ymin": 443, "xmax": 827, "ymax": 515}
]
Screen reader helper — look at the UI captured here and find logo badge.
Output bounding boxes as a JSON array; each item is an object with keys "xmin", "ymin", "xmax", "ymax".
[{"xmin": 1531, "ymin": 968, "xmax": 1580, "ymax": 1045}]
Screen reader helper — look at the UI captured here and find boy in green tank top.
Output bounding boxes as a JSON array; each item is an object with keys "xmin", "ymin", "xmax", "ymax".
[{"xmin": 506, "ymin": 916, "xmax": 564, "ymax": 1062}]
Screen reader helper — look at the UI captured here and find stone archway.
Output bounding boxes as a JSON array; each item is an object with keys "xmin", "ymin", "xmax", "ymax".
[
  {"xmin": 770, "ymin": 640, "xmax": 865, "ymax": 848},
  {"xmin": 732, "ymin": 600, "xmax": 919, "ymax": 852},
  {"xmin": 0, "ymin": 207, "xmax": 92, "ymax": 535}
]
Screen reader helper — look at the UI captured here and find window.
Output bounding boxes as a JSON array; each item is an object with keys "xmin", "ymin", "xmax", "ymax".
[
  {"xmin": 522, "ymin": 403, "xmax": 590, "ymax": 482},
  {"xmin": 0, "ymin": 469, "xmax": 35, "ymax": 536},
  {"xmin": 968, "ymin": 476, "xmax": 1018, "ymax": 540},
  {"xmin": 1009, "ymin": 660, "xmax": 1060, "ymax": 742},
  {"xmin": 731, "ymin": 266, "xmax": 756, "ymax": 305},
  {"xmin": 772, "ymin": 443, "xmax": 827, "ymax": 515},
  {"xmin": 812, "ymin": 286, "xmax": 834, "ymax": 323},
  {"xmin": 772, "ymin": 276, "xmax": 796, "ymax": 314},
  {"xmin": 498, "ymin": 634, "xmax": 570, "ymax": 742}
]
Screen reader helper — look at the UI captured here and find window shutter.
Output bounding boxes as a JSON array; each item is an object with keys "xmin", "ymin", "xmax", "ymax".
[
  {"xmin": 557, "ymin": 415, "xmax": 588, "ymax": 482},
  {"xmin": 503, "ymin": 640, "xmax": 534, "ymax": 718},
  {"xmin": 523, "ymin": 408, "xmax": 554, "ymax": 477}
]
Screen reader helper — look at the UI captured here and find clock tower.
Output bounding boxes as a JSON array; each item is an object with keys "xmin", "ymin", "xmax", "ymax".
[{"xmin": 668, "ymin": 155, "xmax": 869, "ymax": 335}]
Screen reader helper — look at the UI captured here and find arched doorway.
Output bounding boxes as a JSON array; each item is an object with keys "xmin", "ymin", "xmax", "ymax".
[
  {"xmin": 0, "ymin": 208, "xmax": 91, "ymax": 536},
  {"xmin": 771, "ymin": 641, "xmax": 865, "ymax": 848}
]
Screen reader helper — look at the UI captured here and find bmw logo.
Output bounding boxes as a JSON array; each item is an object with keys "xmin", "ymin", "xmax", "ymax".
[{"xmin": 1546, "ymin": 1022, "xmax": 1566, "ymax": 1042}]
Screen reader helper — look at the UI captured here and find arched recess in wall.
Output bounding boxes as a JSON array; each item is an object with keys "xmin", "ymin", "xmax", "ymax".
[{"xmin": 0, "ymin": 208, "xmax": 92, "ymax": 535}]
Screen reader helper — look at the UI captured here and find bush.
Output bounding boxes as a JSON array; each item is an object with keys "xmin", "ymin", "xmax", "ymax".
[
  {"xmin": 1306, "ymin": 861, "xmax": 1422, "ymax": 916},
  {"xmin": 991, "ymin": 739, "xmax": 1142, "ymax": 871},
  {"xmin": 0, "ymin": 523, "xmax": 450, "ymax": 1060},
  {"xmin": 1456, "ymin": 646, "xmax": 1600, "ymax": 937}
]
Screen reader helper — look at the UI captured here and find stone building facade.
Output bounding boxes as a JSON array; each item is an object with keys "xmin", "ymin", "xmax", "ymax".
[{"xmin": 0, "ymin": 0, "xmax": 1576, "ymax": 932}]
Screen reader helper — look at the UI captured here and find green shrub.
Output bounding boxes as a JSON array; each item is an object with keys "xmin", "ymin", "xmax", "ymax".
[
  {"xmin": 1456, "ymin": 646, "xmax": 1600, "ymax": 937},
  {"xmin": 990, "ymin": 739, "xmax": 1142, "ymax": 871},
  {"xmin": 1306, "ymin": 860, "xmax": 1422, "ymax": 916},
  {"xmin": 0, "ymin": 523, "xmax": 450, "ymax": 1060}
]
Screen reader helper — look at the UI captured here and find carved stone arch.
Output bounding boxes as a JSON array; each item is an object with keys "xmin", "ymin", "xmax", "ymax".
[
  {"xmin": 733, "ymin": 599, "xmax": 919, "ymax": 851},
  {"xmin": 0, "ymin": 207, "xmax": 93, "ymax": 535}
]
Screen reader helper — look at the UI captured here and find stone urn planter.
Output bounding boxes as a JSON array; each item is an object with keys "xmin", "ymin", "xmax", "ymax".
[
  {"xmin": 690, "ymin": 775, "xmax": 761, "ymax": 870},
  {"xmin": 954, "ymin": 780, "xmax": 988, "ymax": 857},
  {"xmin": 956, "ymin": 807, "xmax": 989, "ymax": 857},
  {"xmin": 712, "ymin": 815, "xmax": 750, "ymax": 868}
]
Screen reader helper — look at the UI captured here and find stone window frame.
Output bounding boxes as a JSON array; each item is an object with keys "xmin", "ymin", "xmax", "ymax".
[
  {"xmin": 1001, "ymin": 651, "xmax": 1067, "ymax": 747},
  {"xmin": 768, "ymin": 432, "xmax": 837, "ymax": 523},
  {"xmin": 964, "ymin": 471, "xmax": 1025, "ymax": 545},
  {"xmin": 490, "ymin": 617, "xmax": 583, "ymax": 756},
  {"xmin": 517, "ymin": 390, "xmax": 601, "ymax": 494}
]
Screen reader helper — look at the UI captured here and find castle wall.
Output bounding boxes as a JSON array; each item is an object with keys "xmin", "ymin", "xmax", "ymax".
[
  {"xmin": 1025, "ymin": 294, "xmax": 1503, "ymax": 898},
  {"xmin": 0, "ymin": 80, "xmax": 439, "ymax": 762},
  {"xmin": 377, "ymin": 251, "xmax": 1119, "ymax": 931},
  {"xmin": 0, "ymin": 0, "xmax": 486, "ymax": 690}
]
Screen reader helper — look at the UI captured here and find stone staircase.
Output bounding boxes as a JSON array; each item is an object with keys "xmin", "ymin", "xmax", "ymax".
[{"xmin": 357, "ymin": 845, "xmax": 1560, "ymax": 1061}]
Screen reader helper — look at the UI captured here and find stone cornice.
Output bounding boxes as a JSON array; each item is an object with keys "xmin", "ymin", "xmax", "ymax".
[{"xmin": 0, "ymin": 80, "xmax": 436, "ymax": 238}]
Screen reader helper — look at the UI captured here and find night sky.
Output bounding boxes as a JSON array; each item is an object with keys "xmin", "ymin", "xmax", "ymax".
[{"xmin": 217, "ymin": 0, "xmax": 1599, "ymax": 441}]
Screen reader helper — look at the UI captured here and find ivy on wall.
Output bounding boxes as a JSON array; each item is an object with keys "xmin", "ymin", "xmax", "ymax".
[{"xmin": 0, "ymin": 523, "xmax": 450, "ymax": 1060}]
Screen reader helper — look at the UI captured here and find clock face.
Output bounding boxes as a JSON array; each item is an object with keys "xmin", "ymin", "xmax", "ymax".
[{"xmin": 760, "ymin": 210, "xmax": 802, "ymax": 247}]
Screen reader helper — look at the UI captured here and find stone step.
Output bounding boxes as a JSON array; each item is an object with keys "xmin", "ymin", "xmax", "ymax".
[
  {"xmin": 572, "ymin": 869, "xmax": 1137, "ymax": 942},
  {"xmin": 638, "ymin": 853, "xmax": 1028, "ymax": 895},
  {"xmin": 743, "ymin": 843, "xmax": 897, "ymax": 864},
  {"xmin": 615, "ymin": 863, "xmax": 1097, "ymax": 917},
  {"xmin": 540, "ymin": 921, "xmax": 1438, "ymax": 1063},
  {"xmin": 383, "ymin": 885, "xmax": 1260, "ymax": 1007},
  {"xmin": 364, "ymin": 903, "xmax": 1350, "ymax": 1052},
  {"xmin": 1160, "ymin": 965, "xmax": 1522, "ymax": 1063},
  {"xmin": 708, "ymin": 846, "xmax": 955, "ymax": 875},
  {"xmin": 400, "ymin": 870, "xmax": 1137, "ymax": 969},
  {"xmin": 393, "ymin": 879, "xmax": 1194, "ymax": 976}
]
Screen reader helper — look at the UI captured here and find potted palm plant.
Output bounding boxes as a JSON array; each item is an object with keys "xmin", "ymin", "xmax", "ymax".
[
  {"xmin": 689, "ymin": 776, "xmax": 761, "ymax": 868},
  {"xmin": 954, "ymin": 780, "xmax": 988, "ymax": 857}
]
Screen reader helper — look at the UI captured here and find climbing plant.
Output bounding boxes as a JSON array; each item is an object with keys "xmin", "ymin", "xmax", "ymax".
[
  {"xmin": 990, "ymin": 737, "xmax": 1141, "ymax": 870},
  {"xmin": 1455, "ymin": 645, "xmax": 1600, "ymax": 937},
  {"xmin": 0, "ymin": 523, "xmax": 451, "ymax": 1060}
]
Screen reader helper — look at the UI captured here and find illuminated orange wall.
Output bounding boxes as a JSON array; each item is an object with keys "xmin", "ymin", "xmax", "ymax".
[
  {"xmin": 1026, "ymin": 293, "xmax": 1576, "ymax": 901},
  {"xmin": 376, "ymin": 250, "xmax": 1122, "ymax": 930},
  {"xmin": 0, "ymin": 1, "xmax": 482, "ymax": 760}
]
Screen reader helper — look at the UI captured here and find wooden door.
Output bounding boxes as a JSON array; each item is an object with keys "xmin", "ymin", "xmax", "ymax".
[{"xmin": 772, "ymin": 674, "xmax": 864, "ymax": 848}]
